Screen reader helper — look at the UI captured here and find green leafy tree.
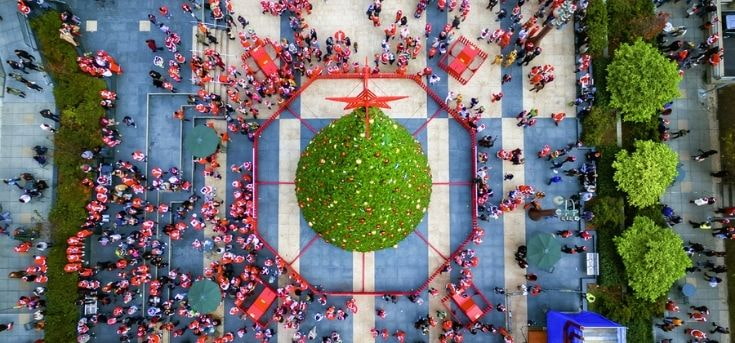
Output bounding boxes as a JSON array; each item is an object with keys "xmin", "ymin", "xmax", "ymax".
[
  {"xmin": 607, "ymin": 39, "xmax": 681, "ymax": 122},
  {"xmin": 612, "ymin": 140, "xmax": 678, "ymax": 207},
  {"xmin": 614, "ymin": 216, "xmax": 691, "ymax": 301}
]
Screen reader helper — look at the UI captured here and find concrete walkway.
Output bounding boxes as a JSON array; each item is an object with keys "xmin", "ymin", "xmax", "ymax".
[
  {"xmin": 0, "ymin": 0, "xmax": 55, "ymax": 341},
  {"xmin": 40, "ymin": 0, "xmax": 583, "ymax": 341},
  {"xmin": 656, "ymin": 1, "xmax": 730, "ymax": 342}
]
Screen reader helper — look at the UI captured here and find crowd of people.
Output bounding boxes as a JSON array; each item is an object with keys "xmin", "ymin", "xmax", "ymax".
[{"xmin": 2, "ymin": 0, "xmax": 649, "ymax": 341}]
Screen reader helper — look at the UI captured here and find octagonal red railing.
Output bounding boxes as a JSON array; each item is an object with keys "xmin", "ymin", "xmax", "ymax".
[{"xmin": 249, "ymin": 72, "xmax": 480, "ymax": 296}]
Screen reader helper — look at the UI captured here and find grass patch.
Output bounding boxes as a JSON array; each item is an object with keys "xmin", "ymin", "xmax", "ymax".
[{"xmin": 31, "ymin": 11, "xmax": 108, "ymax": 342}]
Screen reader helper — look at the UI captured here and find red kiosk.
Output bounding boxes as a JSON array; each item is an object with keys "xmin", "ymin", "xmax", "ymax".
[
  {"xmin": 440, "ymin": 283, "xmax": 494, "ymax": 327},
  {"xmin": 250, "ymin": 45, "xmax": 278, "ymax": 78},
  {"xmin": 245, "ymin": 287, "xmax": 276, "ymax": 323},
  {"xmin": 236, "ymin": 276, "xmax": 277, "ymax": 326},
  {"xmin": 438, "ymin": 36, "xmax": 489, "ymax": 85},
  {"xmin": 242, "ymin": 41, "xmax": 280, "ymax": 80}
]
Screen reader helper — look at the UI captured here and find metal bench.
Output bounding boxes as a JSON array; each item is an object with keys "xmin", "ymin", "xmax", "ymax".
[
  {"xmin": 586, "ymin": 253, "xmax": 599, "ymax": 276},
  {"xmin": 83, "ymin": 297, "xmax": 98, "ymax": 315}
]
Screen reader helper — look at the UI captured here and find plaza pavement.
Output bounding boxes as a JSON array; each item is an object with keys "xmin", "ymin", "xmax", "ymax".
[
  {"xmin": 30, "ymin": 0, "xmax": 584, "ymax": 341},
  {"xmin": 0, "ymin": 0, "xmax": 55, "ymax": 341},
  {"xmin": 654, "ymin": 1, "xmax": 730, "ymax": 342}
]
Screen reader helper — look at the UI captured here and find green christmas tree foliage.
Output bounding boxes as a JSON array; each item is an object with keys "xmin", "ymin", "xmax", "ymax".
[{"xmin": 295, "ymin": 108, "xmax": 432, "ymax": 252}]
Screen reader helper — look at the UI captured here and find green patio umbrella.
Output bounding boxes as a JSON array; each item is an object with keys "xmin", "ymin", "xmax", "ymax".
[
  {"xmin": 527, "ymin": 232, "xmax": 562, "ymax": 270},
  {"xmin": 185, "ymin": 125, "xmax": 219, "ymax": 158},
  {"xmin": 188, "ymin": 279, "xmax": 221, "ymax": 314}
]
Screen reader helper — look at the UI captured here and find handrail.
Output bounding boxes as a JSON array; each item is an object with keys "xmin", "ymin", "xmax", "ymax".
[{"xmin": 0, "ymin": 57, "xmax": 5, "ymax": 98}]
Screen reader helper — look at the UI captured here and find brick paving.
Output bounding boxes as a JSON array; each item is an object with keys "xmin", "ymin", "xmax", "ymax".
[
  {"xmin": 0, "ymin": 0, "xmax": 55, "ymax": 341},
  {"xmin": 656, "ymin": 1, "xmax": 730, "ymax": 342}
]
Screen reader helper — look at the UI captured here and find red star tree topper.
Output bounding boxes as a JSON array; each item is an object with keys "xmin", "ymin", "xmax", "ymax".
[{"xmin": 325, "ymin": 63, "xmax": 407, "ymax": 138}]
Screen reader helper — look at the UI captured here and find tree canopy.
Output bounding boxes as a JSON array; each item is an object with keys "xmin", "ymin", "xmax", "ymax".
[
  {"xmin": 607, "ymin": 39, "xmax": 681, "ymax": 122},
  {"xmin": 614, "ymin": 216, "xmax": 691, "ymax": 301},
  {"xmin": 612, "ymin": 140, "xmax": 678, "ymax": 208},
  {"xmin": 295, "ymin": 108, "xmax": 432, "ymax": 252}
]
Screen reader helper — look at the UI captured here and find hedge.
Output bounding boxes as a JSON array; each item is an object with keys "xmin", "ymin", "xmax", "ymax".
[
  {"xmin": 621, "ymin": 114, "xmax": 661, "ymax": 150},
  {"xmin": 31, "ymin": 11, "xmax": 107, "ymax": 342},
  {"xmin": 591, "ymin": 57, "xmax": 610, "ymax": 105},
  {"xmin": 589, "ymin": 285, "xmax": 662, "ymax": 342},
  {"xmin": 593, "ymin": 145, "xmax": 622, "ymax": 198},
  {"xmin": 720, "ymin": 128, "xmax": 735, "ymax": 183},
  {"xmin": 295, "ymin": 108, "xmax": 432, "ymax": 252},
  {"xmin": 586, "ymin": 0, "xmax": 608, "ymax": 58},
  {"xmin": 581, "ymin": 106, "xmax": 616, "ymax": 146}
]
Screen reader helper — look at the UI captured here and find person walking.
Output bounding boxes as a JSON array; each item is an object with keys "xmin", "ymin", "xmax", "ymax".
[
  {"xmin": 6, "ymin": 87, "xmax": 26, "ymax": 98},
  {"xmin": 145, "ymin": 39, "xmax": 163, "ymax": 52},
  {"xmin": 711, "ymin": 170, "xmax": 730, "ymax": 178},
  {"xmin": 670, "ymin": 129, "xmax": 690, "ymax": 139},
  {"xmin": 8, "ymin": 71, "xmax": 29, "ymax": 84},
  {"xmin": 6, "ymin": 60, "xmax": 28, "ymax": 74},
  {"xmin": 703, "ymin": 272, "xmax": 723, "ymax": 287},
  {"xmin": 428, "ymin": 73, "xmax": 440, "ymax": 85},
  {"xmin": 711, "ymin": 322, "xmax": 730, "ymax": 334},
  {"xmin": 25, "ymin": 81, "xmax": 42, "ymax": 92},
  {"xmin": 693, "ymin": 149, "xmax": 718, "ymax": 161},
  {"xmin": 122, "ymin": 116, "xmax": 137, "ymax": 128},
  {"xmin": 689, "ymin": 220, "xmax": 712, "ymax": 229},
  {"xmin": 478, "ymin": 135, "xmax": 496, "ymax": 148},
  {"xmin": 14, "ymin": 49, "xmax": 35, "ymax": 62},
  {"xmin": 195, "ymin": 31, "xmax": 209, "ymax": 46},
  {"xmin": 0, "ymin": 322, "xmax": 13, "ymax": 332},
  {"xmin": 451, "ymin": 15, "xmax": 461, "ymax": 29},
  {"xmin": 548, "ymin": 175, "xmax": 562, "ymax": 185},
  {"xmin": 159, "ymin": 5, "xmax": 172, "ymax": 19},
  {"xmin": 39, "ymin": 123, "xmax": 56, "ymax": 133},
  {"xmin": 21, "ymin": 59, "xmax": 43, "ymax": 72},
  {"xmin": 690, "ymin": 196, "xmax": 716, "ymax": 206},
  {"xmin": 39, "ymin": 109, "xmax": 59, "ymax": 122}
]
